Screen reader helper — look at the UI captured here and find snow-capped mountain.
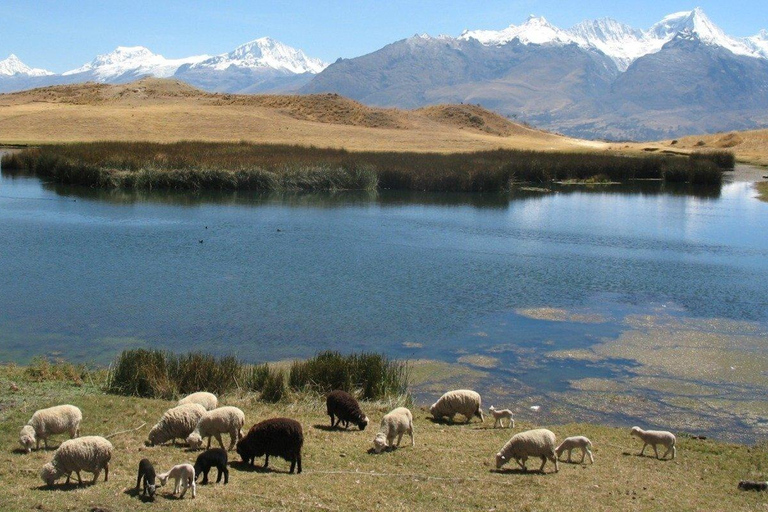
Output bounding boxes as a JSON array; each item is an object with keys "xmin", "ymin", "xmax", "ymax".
[
  {"xmin": 62, "ymin": 46, "xmax": 210, "ymax": 82},
  {"xmin": 187, "ymin": 37, "xmax": 326, "ymax": 75},
  {"xmin": 460, "ymin": 7, "xmax": 767, "ymax": 71},
  {"xmin": 0, "ymin": 54, "xmax": 53, "ymax": 77}
]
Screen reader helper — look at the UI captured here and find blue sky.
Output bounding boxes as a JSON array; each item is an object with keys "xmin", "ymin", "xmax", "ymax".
[{"xmin": 3, "ymin": 0, "xmax": 767, "ymax": 72}]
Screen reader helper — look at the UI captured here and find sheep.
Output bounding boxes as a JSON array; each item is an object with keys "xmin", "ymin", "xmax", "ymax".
[
  {"xmin": 136, "ymin": 458, "xmax": 157, "ymax": 499},
  {"xmin": 488, "ymin": 406, "xmax": 514, "ymax": 429},
  {"xmin": 373, "ymin": 407, "xmax": 414, "ymax": 454},
  {"xmin": 178, "ymin": 391, "xmax": 218, "ymax": 411},
  {"xmin": 40, "ymin": 436, "xmax": 113, "ymax": 486},
  {"xmin": 430, "ymin": 389, "xmax": 484, "ymax": 424},
  {"xmin": 630, "ymin": 426, "xmax": 676, "ymax": 460},
  {"xmin": 326, "ymin": 390, "xmax": 369, "ymax": 431},
  {"xmin": 555, "ymin": 436, "xmax": 594, "ymax": 464},
  {"xmin": 495, "ymin": 428, "xmax": 559, "ymax": 473},
  {"xmin": 194, "ymin": 448, "xmax": 229, "ymax": 484},
  {"xmin": 19, "ymin": 404, "xmax": 82, "ymax": 453},
  {"xmin": 186, "ymin": 406, "xmax": 245, "ymax": 451},
  {"xmin": 147, "ymin": 403, "xmax": 206, "ymax": 446},
  {"xmin": 157, "ymin": 463, "xmax": 196, "ymax": 499},
  {"xmin": 236, "ymin": 418, "xmax": 303, "ymax": 474},
  {"xmin": 738, "ymin": 480, "xmax": 768, "ymax": 491}
]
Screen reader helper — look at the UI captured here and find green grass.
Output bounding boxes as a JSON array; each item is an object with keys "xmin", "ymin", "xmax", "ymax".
[
  {"xmin": 0, "ymin": 141, "xmax": 731, "ymax": 192},
  {"xmin": 1, "ymin": 364, "xmax": 766, "ymax": 511},
  {"xmin": 757, "ymin": 182, "xmax": 768, "ymax": 202}
]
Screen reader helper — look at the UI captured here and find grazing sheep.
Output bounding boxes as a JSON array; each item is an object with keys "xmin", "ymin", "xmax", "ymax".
[
  {"xmin": 147, "ymin": 403, "xmax": 206, "ymax": 447},
  {"xmin": 186, "ymin": 406, "xmax": 245, "ymax": 451},
  {"xmin": 630, "ymin": 426, "xmax": 676, "ymax": 460},
  {"xmin": 430, "ymin": 389, "xmax": 484, "ymax": 424},
  {"xmin": 373, "ymin": 407, "xmax": 414, "ymax": 454},
  {"xmin": 158, "ymin": 463, "xmax": 196, "ymax": 498},
  {"xmin": 326, "ymin": 390, "xmax": 369, "ymax": 431},
  {"xmin": 555, "ymin": 436, "xmax": 594, "ymax": 464},
  {"xmin": 236, "ymin": 418, "xmax": 303, "ymax": 474},
  {"xmin": 488, "ymin": 406, "xmax": 514, "ymax": 429},
  {"xmin": 178, "ymin": 391, "xmax": 218, "ymax": 411},
  {"xmin": 495, "ymin": 428, "xmax": 559, "ymax": 473},
  {"xmin": 40, "ymin": 436, "xmax": 113, "ymax": 486},
  {"xmin": 194, "ymin": 448, "xmax": 229, "ymax": 484},
  {"xmin": 738, "ymin": 480, "xmax": 768, "ymax": 491},
  {"xmin": 136, "ymin": 458, "xmax": 157, "ymax": 499},
  {"xmin": 19, "ymin": 404, "xmax": 82, "ymax": 453}
]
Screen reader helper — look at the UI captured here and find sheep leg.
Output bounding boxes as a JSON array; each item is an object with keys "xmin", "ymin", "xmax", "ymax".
[
  {"xmin": 550, "ymin": 454, "xmax": 560, "ymax": 473},
  {"xmin": 104, "ymin": 462, "xmax": 109, "ymax": 482},
  {"xmin": 587, "ymin": 447, "xmax": 594, "ymax": 464},
  {"xmin": 567, "ymin": 449, "xmax": 573, "ymax": 463},
  {"xmin": 36, "ymin": 438, "xmax": 41, "ymax": 450},
  {"xmin": 136, "ymin": 472, "xmax": 142, "ymax": 490},
  {"xmin": 201, "ymin": 469, "xmax": 209, "ymax": 485},
  {"xmin": 91, "ymin": 470, "xmax": 100, "ymax": 485},
  {"xmin": 297, "ymin": 452, "xmax": 302, "ymax": 474},
  {"xmin": 396, "ymin": 433, "xmax": 404, "ymax": 447},
  {"xmin": 290, "ymin": 457, "xmax": 296, "ymax": 474},
  {"xmin": 264, "ymin": 454, "xmax": 270, "ymax": 469},
  {"xmin": 661, "ymin": 445, "xmax": 674, "ymax": 459},
  {"xmin": 639, "ymin": 442, "xmax": 647, "ymax": 456},
  {"xmin": 76, "ymin": 471, "xmax": 83, "ymax": 485},
  {"xmin": 65, "ymin": 473, "xmax": 71, "ymax": 484},
  {"xmin": 652, "ymin": 444, "xmax": 660, "ymax": 459},
  {"xmin": 410, "ymin": 426, "xmax": 415, "ymax": 447},
  {"xmin": 329, "ymin": 413, "xmax": 336, "ymax": 427},
  {"xmin": 228, "ymin": 430, "xmax": 237, "ymax": 451},
  {"xmin": 539, "ymin": 456, "xmax": 548, "ymax": 472},
  {"xmin": 222, "ymin": 465, "xmax": 229, "ymax": 484},
  {"xmin": 190, "ymin": 480, "xmax": 196, "ymax": 498},
  {"xmin": 516, "ymin": 457, "xmax": 527, "ymax": 471},
  {"xmin": 43, "ymin": 437, "xmax": 49, "ymax": 449},
  {"xmin": 580, "ymin": 448, "xmax": 586, "ymax": 464},
  {"xmin": 179, "ymin": 480, "xmax": 187, "ymax": 498}
]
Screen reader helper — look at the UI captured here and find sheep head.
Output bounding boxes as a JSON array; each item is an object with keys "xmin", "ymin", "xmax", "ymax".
[
  {"xmin": 495, "ymin": 453, "xmax": 506, "ymax": 469},
  {"xmin": 40, "ymin": 463, "xmax": 60, "ymax": 486},
  {"xmin": 19, "ymin": 425, "xmax": 35, "ymax": 453},
  {"xmin": 186, "ymin": 432, "xmax": 203, "ymax": 449},
  {"xmin": 373, "ymin": 433, "xmax": 388, "ymax": 454}
]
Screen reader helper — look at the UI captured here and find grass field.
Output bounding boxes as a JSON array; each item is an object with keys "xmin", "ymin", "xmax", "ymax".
[
  {"xmin": 757, "ymin": 182, "xmax": 768, "ymax": 202},
  {"xmin": 1, "ymin": 365, "xmax": 767, "ymax": 511}
]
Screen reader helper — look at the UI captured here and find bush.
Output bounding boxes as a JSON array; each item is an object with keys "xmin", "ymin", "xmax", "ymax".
[
  {"xmin": 260, "ymin": 368, "xmax": 286, "ymax": 403},
  {"xmin": 25, "ymin": 357, "xmax": 89, "ymax": 386},
  {"xmin": 289, "ymin": 351, "xmax": 408, "ymax": 400}
]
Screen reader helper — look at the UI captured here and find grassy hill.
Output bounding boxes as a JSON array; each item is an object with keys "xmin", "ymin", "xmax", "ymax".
[{"xmin": 1, "ymin": 364, "xmax": 766, "ymax": 511}]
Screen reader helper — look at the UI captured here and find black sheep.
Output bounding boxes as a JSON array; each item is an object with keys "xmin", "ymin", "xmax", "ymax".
[
  {"xmin": 135, "ymin": 458, "xmax": 156, "ymax": 499},
  {"xmin": 326, "ymin": 390, "xmax": 369, "ymax": 430},
  {"xmin": 194, "ymin": 448, "xmax": 229, "ymax": 484},
  {"xmin": 236, "ymin": 418, "xmax": 303, "ymax": 474},
  {"xmin": 738, "ymin": 480, "xmax": 768, "ymax": 491}
]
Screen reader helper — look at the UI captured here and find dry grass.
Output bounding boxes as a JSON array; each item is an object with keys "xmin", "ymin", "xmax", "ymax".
[
  {"xmin": 1, "ymin": 365, "xmax": 767, "ymax": 512},
  {"xmin": 0, "ymin": 78, "xmax": 590, "ymax": 153},
  {"xmin": 756, "ymin": 182, "xmax": 768, "ymax": 202}
]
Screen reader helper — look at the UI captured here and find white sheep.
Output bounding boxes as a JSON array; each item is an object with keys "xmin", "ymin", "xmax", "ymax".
[
  {"xmin": 186, "ymin": 406, "xmax": 245, "ymax": 451},
  {"xmin": 631, "ymin": 426, "xmax": 676, "ymax": 460},
  {"xmin": 19, "ymin": 404, "xmax": 82, "ymax": 453},
  {"xmin": 488, "ymin": 406, "xmax": 515, "ymax": 429},
  {"xmin": 177, "ymin": 391, "xmax": 218, "ymax": 411},
  {"xmin": 40, "ymin": 436, "xmax": 113, "ymax": 486},
  {"xmin": 555, "ymin": 436, "xmax": 594, "ymax": 464},
  {"xmin": 429, "ymin": 389, "xmax": 484, "ymax": 424},
  {"xmin": 148, "ymin": 403, "xmax": 206, "ymax": 446},
  {"xmin": 495, "ymin": 428, "xmax": 559, "ymax": 473},
  {"xmin": 373, "ymin": 407, "xmax": 414, "ymax": 453},
  {"xmin": 158, "ymin": 463, "xmax": 196, "ymax": 498}
]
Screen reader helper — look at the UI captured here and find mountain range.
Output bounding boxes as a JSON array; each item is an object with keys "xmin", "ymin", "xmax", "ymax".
[{"xmin": 1, "ymin": 8, "xmax": 767, "ymax": 140}]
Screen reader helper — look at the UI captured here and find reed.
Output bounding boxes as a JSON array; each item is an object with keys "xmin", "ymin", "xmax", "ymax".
[{"xmin": 1, "ymin": 141, "xmax": 729, "ymax": 192}]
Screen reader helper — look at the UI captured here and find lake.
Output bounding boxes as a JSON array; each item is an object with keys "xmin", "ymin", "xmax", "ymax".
[{"xmin": 1, "ymin": 167, "xmax": 767, "ymax": 442}]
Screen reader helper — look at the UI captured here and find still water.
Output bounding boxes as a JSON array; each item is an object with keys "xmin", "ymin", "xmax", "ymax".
[{"xmin": 1, "ymin": 170, "xmax": 767, "ymax": 440}]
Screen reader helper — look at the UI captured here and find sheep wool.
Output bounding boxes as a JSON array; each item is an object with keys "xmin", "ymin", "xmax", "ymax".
[
  {"xmin": 631, "ymin": 426, "xmax": 676, "ymax": 460},
  {"xmin": 326, "ymin": 390, "xmax": 369, "ymax": 430},
  {"xmin": 495, "ymin": 428, "xmax": 559, "ymax": 473},
  {"xmin": 20, "ymin": 404, "xmax": 82, "ymax": 453},
  {"xmin": 373, "ymin": 407, "xmax": 414, "ymax": 453},
  {"xmin": 40, "ymin": 436, "xmax": 113, "ymax": 486},
  {"xmin": 148, "ymin": 403, "xmax": 206, "ymax": 446},
  {"xmin": 177, "ymin": 391, "xmax": 218, "ymax": 411},
  {"xmin": 430, "ymin": 390, "xmax": 484, "ymax": 423},
  {"xmin": 236, "ymin": 417, "xmax": 304, "ymax": 474},
  {"xmin": 158, "ymin": 463, "xmax": 196, "ymax": 498},
  {"xmin": 186, "ymin": 406, "xmax": 245, "ymax": 451},
  {"xmin": 555, "ymin": 436, "xmax": 594, "ymax": 464}
]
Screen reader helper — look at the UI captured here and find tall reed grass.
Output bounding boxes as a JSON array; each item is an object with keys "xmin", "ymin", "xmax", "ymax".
[{"xmin": 0, "ymin": 141, "xmax": 730, "ymax": 192}]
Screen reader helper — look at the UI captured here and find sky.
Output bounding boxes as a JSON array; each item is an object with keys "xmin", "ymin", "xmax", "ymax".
[{"xmin": 2, "ymin": 0, "xmax": 767, "ymax": 72}]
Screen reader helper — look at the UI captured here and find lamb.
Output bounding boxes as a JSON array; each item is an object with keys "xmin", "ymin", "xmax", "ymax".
[
  {"xmin": 157, "ymin": 463, "xmax": 196, "ymax": 499},
  {"xmin": 555, "ymin": 436, "xmax": 594, "ymax": 464},
  {"xmin": 19, "ymin": 404, "xmax": 82, "ymax": 453},
  {"xmin": 488, "ymin": 406, "xmax": 514, "ymax": 429},
  {"xmin": 236, "ymin": 418, "xmax": 303, "ymax": 474},
  {"xmin": 147, "ymin": 403, "xmax": 206, "ymax": 446},
  {"xmin": 135, "ymin": 458, "xmax": 157, "ymax": 499},
  {"xmin": 373, "ymin": 407, "xmax": 414, "ymax": 454},
  {"xmin": 40, "ymin": 436, "xmax": 113, "ymax": 486},
  {"xmin": 178, "ymin": 391, "xmax": 218, "ymax": 411},
  {"xmin": 430, "ymin": 389, "xmax": 484, "ymax": 424},
  {"xmin": 194, "ymin": 448, "xmax": 229, "ymax": 484},
  {"xmin": 630, "ymin": 426, "xmax": 676, "ymax": 460},
  {"xmin": 495, "ymin": 428, "xmax": 559, "ymax": 473},
  {"xmin": 326, "ymin": 390, "xmax": 369, "ymax": 431},
  {"xmin": 186, "ymin": 406, "xmax": 245, "ymax": 451}
]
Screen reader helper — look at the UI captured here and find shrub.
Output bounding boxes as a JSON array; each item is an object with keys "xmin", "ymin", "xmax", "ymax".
[
  {"xmin": 25, "ymin": 357, "xmax": 89, "ymax": 386},
  {"xmin": 260, "ymin": 368, "xmax": 286, "ymax": 403},
  {"xmin": 106, "ymin": 349, "xmax": 173, "ymax": 398}
]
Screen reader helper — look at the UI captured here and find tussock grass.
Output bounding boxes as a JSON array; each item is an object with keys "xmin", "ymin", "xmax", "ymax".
[
  {"xmin": 1, "ymin": 141, "xmax": 728, "ymax": 192},
  {"xmin": 288, "ymin": 351, "xmax": 409, "ymax": 401},
  {"xmin": 1, "ymin": 364, "xmax": 767, "ymax": 512}
]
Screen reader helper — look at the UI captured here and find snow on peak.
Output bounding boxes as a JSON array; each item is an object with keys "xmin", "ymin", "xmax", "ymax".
[
  {"xmin": 63, "ymin": 46, "xmax": 210, "ymax": 80},
  {"xmin": 461, "ymin": 8, "xmax": 767, "ymax": 71},
  {"xmin": 460, "ymin": 14, "xmax": 573, "ymax": 46},
  {"xmin": 0, "ymin": 54, "xmax": 53, "ymax": 77},
  {"xmin": 192, "ymin": 37, "xmax": 327, "ymax": 74}
]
